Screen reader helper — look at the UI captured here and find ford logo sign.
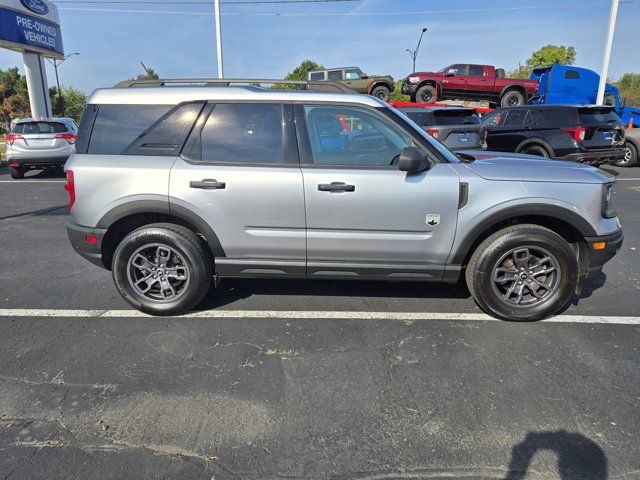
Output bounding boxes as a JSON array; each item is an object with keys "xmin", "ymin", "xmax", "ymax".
[{"xmin": 20, "ymin": 0, "xmax": 49, "ymax": 15}]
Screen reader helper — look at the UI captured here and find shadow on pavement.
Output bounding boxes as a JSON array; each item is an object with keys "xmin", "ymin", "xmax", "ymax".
[
  {"xmin": 504, "ymin": 430, "xmax": 607, "ymax": 479},
  {"xmin": 575, "ymin": 272, "xmax": 607, "ymax": 302},
  {"xmin": 197, "ymin": 277, "xmax": 471, "ymax": 309}
]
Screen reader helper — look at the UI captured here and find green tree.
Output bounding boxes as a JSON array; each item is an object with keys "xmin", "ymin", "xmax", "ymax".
[
  {"xmin": 274, "ymin": 60, "xmax": 324, "ymax": 89},
  {"xmin": 131, "ymin": 66, "xmax": 160, "ymax": 81},
  {"xmin": 613, "ymin": 73, "xmax": 640, "ymax": 107},
  {"xmin": 510, "ymin": 45, "xmax": 577, "ymax": 79},
  {"xmin": 390, "ymin": 80, "xmax": 409, "ymax": 102},
  {"xmin": 0, "ymin": 67, "xmax": 30, "ymax": 133},
  {"xmin": 50, "ymin": 86, "xmax": 87, "ymax": 121}
]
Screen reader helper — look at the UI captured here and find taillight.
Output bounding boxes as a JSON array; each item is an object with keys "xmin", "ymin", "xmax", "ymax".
[
  {"xmin": 56, "ymin": 132, "xmax": 77, "ymax": 144},
  {"xmin": 64, "ymin": 170, "xmax": 75, "ymax": 211},
  {"xmin": 5, "ymin": 133, "xmax": 23, "ymax": 145},
  {"xmin": 562, "ymin": 127, "xmax": 586, "ymax": 141},
  {"xmin": 427, "ymin": 128, "xmax": 440, "ymax": 138}
]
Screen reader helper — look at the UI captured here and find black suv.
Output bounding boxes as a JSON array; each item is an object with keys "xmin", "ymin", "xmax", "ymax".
[
  {"xmin": 396, "ymin": 106, "xmax": 484, "ymax": 151},
  {"xmin": 481, "ymin": 105, "xmax": 626, "ymax": 165}
]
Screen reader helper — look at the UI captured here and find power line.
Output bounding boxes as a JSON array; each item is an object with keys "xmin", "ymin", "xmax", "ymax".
[
  {"xmin": 54, "ymin": 0, "xmax": 360, "ymax": 3},
  {"xmin": 57, "ymin": 1, "xmax": 635, "ymax": 15}
]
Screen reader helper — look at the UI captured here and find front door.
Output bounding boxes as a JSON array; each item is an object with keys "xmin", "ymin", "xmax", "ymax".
[
  {"xmin": 170, "ymin": 102, "xmax": 306, "ymax": 278},
  {"xmin": 297, "ymin": 104, "xmax": 461, "ymax": 280}
]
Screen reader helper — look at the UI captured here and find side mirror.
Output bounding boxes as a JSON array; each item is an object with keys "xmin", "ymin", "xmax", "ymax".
[
  {"xmin": 445, "ymin": 69, "xmax": 455, "ymax": 77},
  {"xmin": 398, "ymin": 147, "xmax": 430, "ymax": 173},
  {"xmin": 361, "ymin": 74, "xmax": 368, "ymax": 79}
]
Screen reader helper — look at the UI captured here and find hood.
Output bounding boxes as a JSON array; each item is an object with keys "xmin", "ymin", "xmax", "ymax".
[
  {"xmin": 460, "ymin": 151, "xmax": 613, "ymax": 184},
  {"xmin": 410, "ymin": 71, "xmax": 442, "ymax": 78}
]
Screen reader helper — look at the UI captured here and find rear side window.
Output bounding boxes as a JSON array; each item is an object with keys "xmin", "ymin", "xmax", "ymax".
[
  {"xmin": 539, "ymin": 108, "xmax": 578, "ymax": 127},
  {"xmin": 309, "ymin": 72, "xmax": 324, "ymax": 81},
  {"xmin": 13, "ymin": 122, "xmax": 67, "ymax": 134},
  {"xmin": 468, "ymin": 65, "xmax": 484, "ymax": 76},
  {"xmin": 432, "ymin": 110, "xmax": 480, "ymax": 126},
  {"xmin": 502, "ymin": 109, "xmax": 530, "ymax": 127},
  {"xmin": 186, "ymin": 103, "xmax": 285, "ymax": 164},
  {"xmin": 88, "ymin": 104, "xmax": 172, "ymax": 155},
  {"xmin": 327, "ymin": 70, "xmax": 342, "ymax": 81}
]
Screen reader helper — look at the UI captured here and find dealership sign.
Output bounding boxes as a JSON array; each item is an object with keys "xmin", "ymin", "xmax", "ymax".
[{"xmin": 0, "ymin": 0, "xmax": 63, "ymax": 58}]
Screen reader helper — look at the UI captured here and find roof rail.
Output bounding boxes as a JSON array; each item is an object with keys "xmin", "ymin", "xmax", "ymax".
[{"xmin": 113, "ymin": 78, "xmax": 355, "ymax": 94}]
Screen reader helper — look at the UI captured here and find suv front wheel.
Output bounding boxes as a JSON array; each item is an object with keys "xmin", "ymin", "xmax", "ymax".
[
  {"xmin": 112, "ymin": 223, "xmax": 213, "ymax": 316},
  {"xmin": 465, "ymin": 224, "xmax": 578, "ymax": 321}
]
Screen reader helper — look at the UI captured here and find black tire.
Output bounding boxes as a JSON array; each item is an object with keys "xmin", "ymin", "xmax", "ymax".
[
  {"xmin": 112, "ymin": 223, "xmax": 213, "ymax": 316},
  {"xmin": 371, "ymin": 85, "xmax": 391, "ymax": 102},
  {"xmin": 519, "ymin": 143, "xmax": 552, "ymax": 158},
  {"xmin": 9, "ymin": 166, "xmax": 24, "ymax": 179},
  {"xmin": 465, "ymin": 224, "xmax": 578, "ymax": 321},
  {"xmin": 500, "ymin": 89, "xmax": 525, "ymax": 107},
  {"xmin": 415, "ymin": 84, "xmax": 437, "ymax": 104},
  {"xmin": 409, "ymin": 94, "xmax": 417, "ymax": 103},
  {"xmin": 615, "ymin": 141, "xmax": 638, "ymax": 167}
]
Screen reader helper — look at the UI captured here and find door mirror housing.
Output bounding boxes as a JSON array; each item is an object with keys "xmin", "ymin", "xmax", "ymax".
[
  {"xmin": 445, "ymin": 69, "xmax": 456, "ymax": 77},
  {"xmin": 361, "ymin": 74, "xmax": 368, "ymax": 79},
  {"xmin": 398, "ymin": 147, "xmax": 430, "ymax": 173}
]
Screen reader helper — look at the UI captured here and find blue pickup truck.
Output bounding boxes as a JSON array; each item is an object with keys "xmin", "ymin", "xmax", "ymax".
[{"xmin": 529, "ymin": 64, "xmax": 640, "ymax": 167}]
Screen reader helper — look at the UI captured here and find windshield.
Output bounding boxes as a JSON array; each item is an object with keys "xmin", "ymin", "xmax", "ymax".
[
  {"xmin": 388, "ymin": 107, "xmax": 461, "ymax": 163},
  {"xmin": 433, "ymin": 110, "xmax": 480, "ymax": 125},
  {"xmin": 578, "ymin": 108, "xmax": 621, "ymax": 125},
  {"xmin": 12, "ymin": 122, "xmax": 67, "ymax": 134}
]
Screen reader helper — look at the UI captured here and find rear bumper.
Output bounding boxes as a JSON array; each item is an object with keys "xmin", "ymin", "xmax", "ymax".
[
  {"xmin": 558, "ymin": 148, "xmax": 625, "ymax": 165},
  {"xmin": 67, "ymin": 221, "xmax": 107, "ymax": 268},
  {"xmin": 8, "ymin": 155, "xmax": 70, "ymax": 168},
  {"xmin": 584, "ymin": 229, "xmax": 623, "ymax": 280}
]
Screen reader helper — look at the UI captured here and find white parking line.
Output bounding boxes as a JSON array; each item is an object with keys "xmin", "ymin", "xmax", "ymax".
[
  {"xmin": 616, "ymin": 178, "xmax": 640, "ymax": 181},
  {"xmin": 0, "ymin": 309, "xmax": 639, "ymax": 325}
]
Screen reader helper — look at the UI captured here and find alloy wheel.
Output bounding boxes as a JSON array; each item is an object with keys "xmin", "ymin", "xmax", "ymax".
[{"xmin": 127, "ymin": 243, "xmax": 190, "ymax": 302}]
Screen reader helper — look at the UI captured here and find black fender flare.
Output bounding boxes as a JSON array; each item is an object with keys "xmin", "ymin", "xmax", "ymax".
[
  {"xmin": 417, "ymin": 79, "xmax": 441, "ymax": 96},
  {"xmin": 448, "ymin": 203, "xmax": 598, "ymax": 265},
  {"xmin": 367, "ymin": 81, "xmax": 392, "ymax": 95},
  {"xmin": 96, "ymin": 200, "xmax": 226, "ymax": 258},
  {"xmin": 515, "ymin": 137, "xmax": 555, "ymax": 157}
]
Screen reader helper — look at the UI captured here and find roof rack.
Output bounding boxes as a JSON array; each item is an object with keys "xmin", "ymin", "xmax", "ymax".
[{"xmin": 113, "ymin": 78, "xmax": 355, "ymax": 94}]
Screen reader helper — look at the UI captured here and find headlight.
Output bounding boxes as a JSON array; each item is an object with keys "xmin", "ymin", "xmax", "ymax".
[
  {"xmin": 602, "ymin": 183, "xmax": 616, "ymax": 218},
  {"xmin": 408, "ymin": 76, "xmax": 420, "ymax": 84}
]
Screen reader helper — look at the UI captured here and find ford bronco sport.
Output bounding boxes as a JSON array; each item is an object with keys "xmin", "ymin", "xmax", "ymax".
[{"xmin": 65, "ymin": 79, "xmax": 623, "ymax": 321}]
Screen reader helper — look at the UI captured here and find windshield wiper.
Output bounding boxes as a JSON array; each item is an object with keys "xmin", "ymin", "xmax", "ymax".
[{"xmin": 456, "ymin": 152, "xmax": 476, "ymax": 163}]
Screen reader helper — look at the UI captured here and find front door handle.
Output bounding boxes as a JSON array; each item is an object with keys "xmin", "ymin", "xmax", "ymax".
[
  {"xmin": 318, "ymin": 182, "xmax": 355, "ymax": 192},
  {"xmin": 190, "ymin": 178, "xmax": 226, "ymax": 190}
]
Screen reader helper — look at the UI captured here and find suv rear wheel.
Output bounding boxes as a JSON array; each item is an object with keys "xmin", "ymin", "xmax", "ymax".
[
  {"xmin": 466, "ymin": 224, "xmax": 578, "ymax": 321},
  {"xmin": 112, "ymin": 223, "xmax": 213, "ymax": 316},
  {"xmin": 9, "ymin": 165, "xmax": 24, "ymax": 179},
  {"xmin": 520, "ymin": 143, "xmax": 552, "ymax": 158},
  {"xmin": 371, "ymin": 85, "xmax": 391, "ymax": 102},
  {"xmin": 615, "ymin": 141, "xmax": 637, "ymax": 167}
]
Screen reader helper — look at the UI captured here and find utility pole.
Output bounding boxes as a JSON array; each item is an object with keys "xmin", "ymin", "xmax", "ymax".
[
  {"xmin": 597, "ymin": 0, "xmax": 619, "ymax": 105},
  {"xmin": 214, "ymin": 0, "xmax": 224, "ymax": 78},
  {"xmin": 46, "ymin": 52, "xmax": 79, "ymax": 116},
  {"xmin": 406, "ymin": 27, "xmax": 428, "ymax": 73}
]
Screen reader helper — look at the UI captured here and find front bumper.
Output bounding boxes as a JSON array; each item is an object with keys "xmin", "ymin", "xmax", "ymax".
[
  {"xmin": 584, "ymin": 229, "xmax": 623, "ymax": 280},
  {"xmin": 67, "ymin": 222, "xmax": 107, "ymax": 268},
  {"xmin": 558, "ymin": 148, "xmax": 625, "ymax": 165},
  {"xmin": 401, "ymin": 81, "xmax": 418, "ymax": 95}
]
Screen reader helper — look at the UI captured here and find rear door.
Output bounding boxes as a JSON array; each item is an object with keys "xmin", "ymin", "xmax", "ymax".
[
  {"xmin": 170, "ymin": 102, "xmax": 306, "ymax": 278},
  {"xmin": 468, "ymin": 65, "xmax": 492, "ymax": 97},
  {"xmin": 297, "ymin": 103, "xmax": 460, "ymax": 280},
  {"xmin": 483, "ymin": 109, "xmax": 531, "ymax": 152}
]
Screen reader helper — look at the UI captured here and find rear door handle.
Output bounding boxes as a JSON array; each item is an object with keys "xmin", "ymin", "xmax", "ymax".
[
  {"xmin": 190, "ymin": 178, "xmax": 226, "ymax": 189},
  {"xmin": 318, "ymin": 182, "xmax": 355, "ymax": 192}
]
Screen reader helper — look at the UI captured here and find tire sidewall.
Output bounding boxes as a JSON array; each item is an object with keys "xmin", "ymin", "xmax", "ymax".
[
  {"xmin": 616, "ymin": 142, "xmax": 638, "ymax": 167},
  {"xmin": 9, "ymin": 166, "xmax": 24, "ymax": 179},
  {"xmin": 112, "ymin": 226, "xmax": 209, "ymax": 315},
  {"xmin": 522, "ymin": 144, "xmax": 550, "ymax": 158},
  {"xmin": 501, "ymin": 90, "xmax": 525, "ymax": 107},
  {"xmin": 372, "ymin": 86, "xmax": 390, "ymax": 102},
  {"xmin": 417, "ymin": 85, "xmax": 436, "ymax": 104},
  {"xmin": 472, "ymin": 230, "xmax": 578, "ymax": 321}
]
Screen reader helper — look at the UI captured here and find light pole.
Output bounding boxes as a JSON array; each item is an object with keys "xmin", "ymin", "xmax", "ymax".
[
  {"xmin": 46, "ymin": 52, "xmax": 79, "ymax": 116},
  {"xmin": 597, "ymin": 0, "xmax": 619, "ymax": 105},
  {"xmin": 214, "ymin": 0, "xmax": 224, "ymax": 78},
  {"xmin": 406, "ymin": 27, "xmax": 428, "ymax": 73}
]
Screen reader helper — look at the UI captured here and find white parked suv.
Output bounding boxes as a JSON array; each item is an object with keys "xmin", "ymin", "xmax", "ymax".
[
  {"xmin": 64, "ymin": 79, "xmax": 623, "ymax": 320},
  {"xmin": 6, "ymin": 117, "xmax": 78, "ymax": 179}
]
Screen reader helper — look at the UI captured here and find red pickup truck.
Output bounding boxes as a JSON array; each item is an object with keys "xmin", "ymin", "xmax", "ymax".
[{"xmin": 401, "ymin": 64, "xmax": 539, "ymax": 107}]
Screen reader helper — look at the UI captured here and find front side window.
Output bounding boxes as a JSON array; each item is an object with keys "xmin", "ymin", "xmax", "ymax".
[
  {"xmin": 189, "ymin": 103, "xmax": 285, "ymax": 164},
  {"xmin": 344, "ymin": 69, "xmax": 361, "ymax": 80},
  {"xmin": 327, "ymin": 70, "xmax": 343, "ymax": 81},
  {"xmin": 303, "ymin": 105, "xmax": 411, "ymax": 167},
  {"xmin": 448, "ymin": 65, "xmax": 467, "ymax": 76},
  {"xmin": 88, "ymin": 104, "xmax": 172, "ymax": 155}
]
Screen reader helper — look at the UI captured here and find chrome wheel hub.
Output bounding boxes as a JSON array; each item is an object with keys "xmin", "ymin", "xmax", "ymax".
[{"xmin": 127, "ymin": 244, "xmax": 190, "ymax": 302}]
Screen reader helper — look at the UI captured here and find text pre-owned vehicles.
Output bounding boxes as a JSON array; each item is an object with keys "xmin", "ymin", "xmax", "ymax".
[
  {"xmin": 395, "ymin": 105, "xmax": 484, "ymax": 151},
  {"xmin": 308, "ymin": 67, "xmax": 394, "ymax": 102},
  {"xmin": 6, "ymin": 117, "xmax": 78, "ymax": 179},
  {"xmin": 481, "ymin": 105, "xmax": 626, "ymax": 165},
  {"xmin": 65, "ymin": 78, "xmax": 622, "ymax": 321},
  {"xmin": 401, "ymin": 64, "xmax": 539, "ymax": 107}
]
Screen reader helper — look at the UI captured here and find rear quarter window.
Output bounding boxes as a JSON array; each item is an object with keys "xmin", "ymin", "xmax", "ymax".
[{"xmin": 539, "ymin": 108, "xmax": 578, "ymax": 127}]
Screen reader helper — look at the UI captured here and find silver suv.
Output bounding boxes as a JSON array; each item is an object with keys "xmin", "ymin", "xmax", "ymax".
[
  {"xmin": 6, "ymin": 117, "xmax": 78, "ymax": 179},
  {"xmin": 65, "ymin": 79, "xmax": 623, "ymax": 321}
]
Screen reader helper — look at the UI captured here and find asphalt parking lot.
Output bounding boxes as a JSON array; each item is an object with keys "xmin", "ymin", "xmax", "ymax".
[{"xmin": 0, "ymin": 164, "xmax": 639, "ymax": 479}]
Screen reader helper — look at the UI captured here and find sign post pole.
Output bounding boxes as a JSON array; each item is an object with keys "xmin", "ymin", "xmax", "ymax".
[
  {"xmin": 22, "ymin": 52, "xmax": 51, "ymax": 118},
  {"xmin": 597, "ymin": 0, "xmax": 619, "ymax": 105},
  {"xmin": 214, "ymin": 0, "xmax": 223, "ymax": 78}
]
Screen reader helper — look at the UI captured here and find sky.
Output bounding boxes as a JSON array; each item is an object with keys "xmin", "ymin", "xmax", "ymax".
[{"xmin": 1, "ymin": 0, "xmax": 639, "ymax": 94}]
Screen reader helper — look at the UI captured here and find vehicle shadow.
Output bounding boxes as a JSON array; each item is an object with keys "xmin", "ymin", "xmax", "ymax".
[
  {"xmin": 598, "ymin": 166, "xmax": 620, "ymax": 177},
  {"xmin": 574, "ymin": 272, "xmax": 607, "ymax": 303},
  {"xmin": 197, "ymin": 278, "xmax": 471, "ymax": 310},
  {"xmin": 504, "ymin": 430, "xmax": 607, "ymax": 479}
]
